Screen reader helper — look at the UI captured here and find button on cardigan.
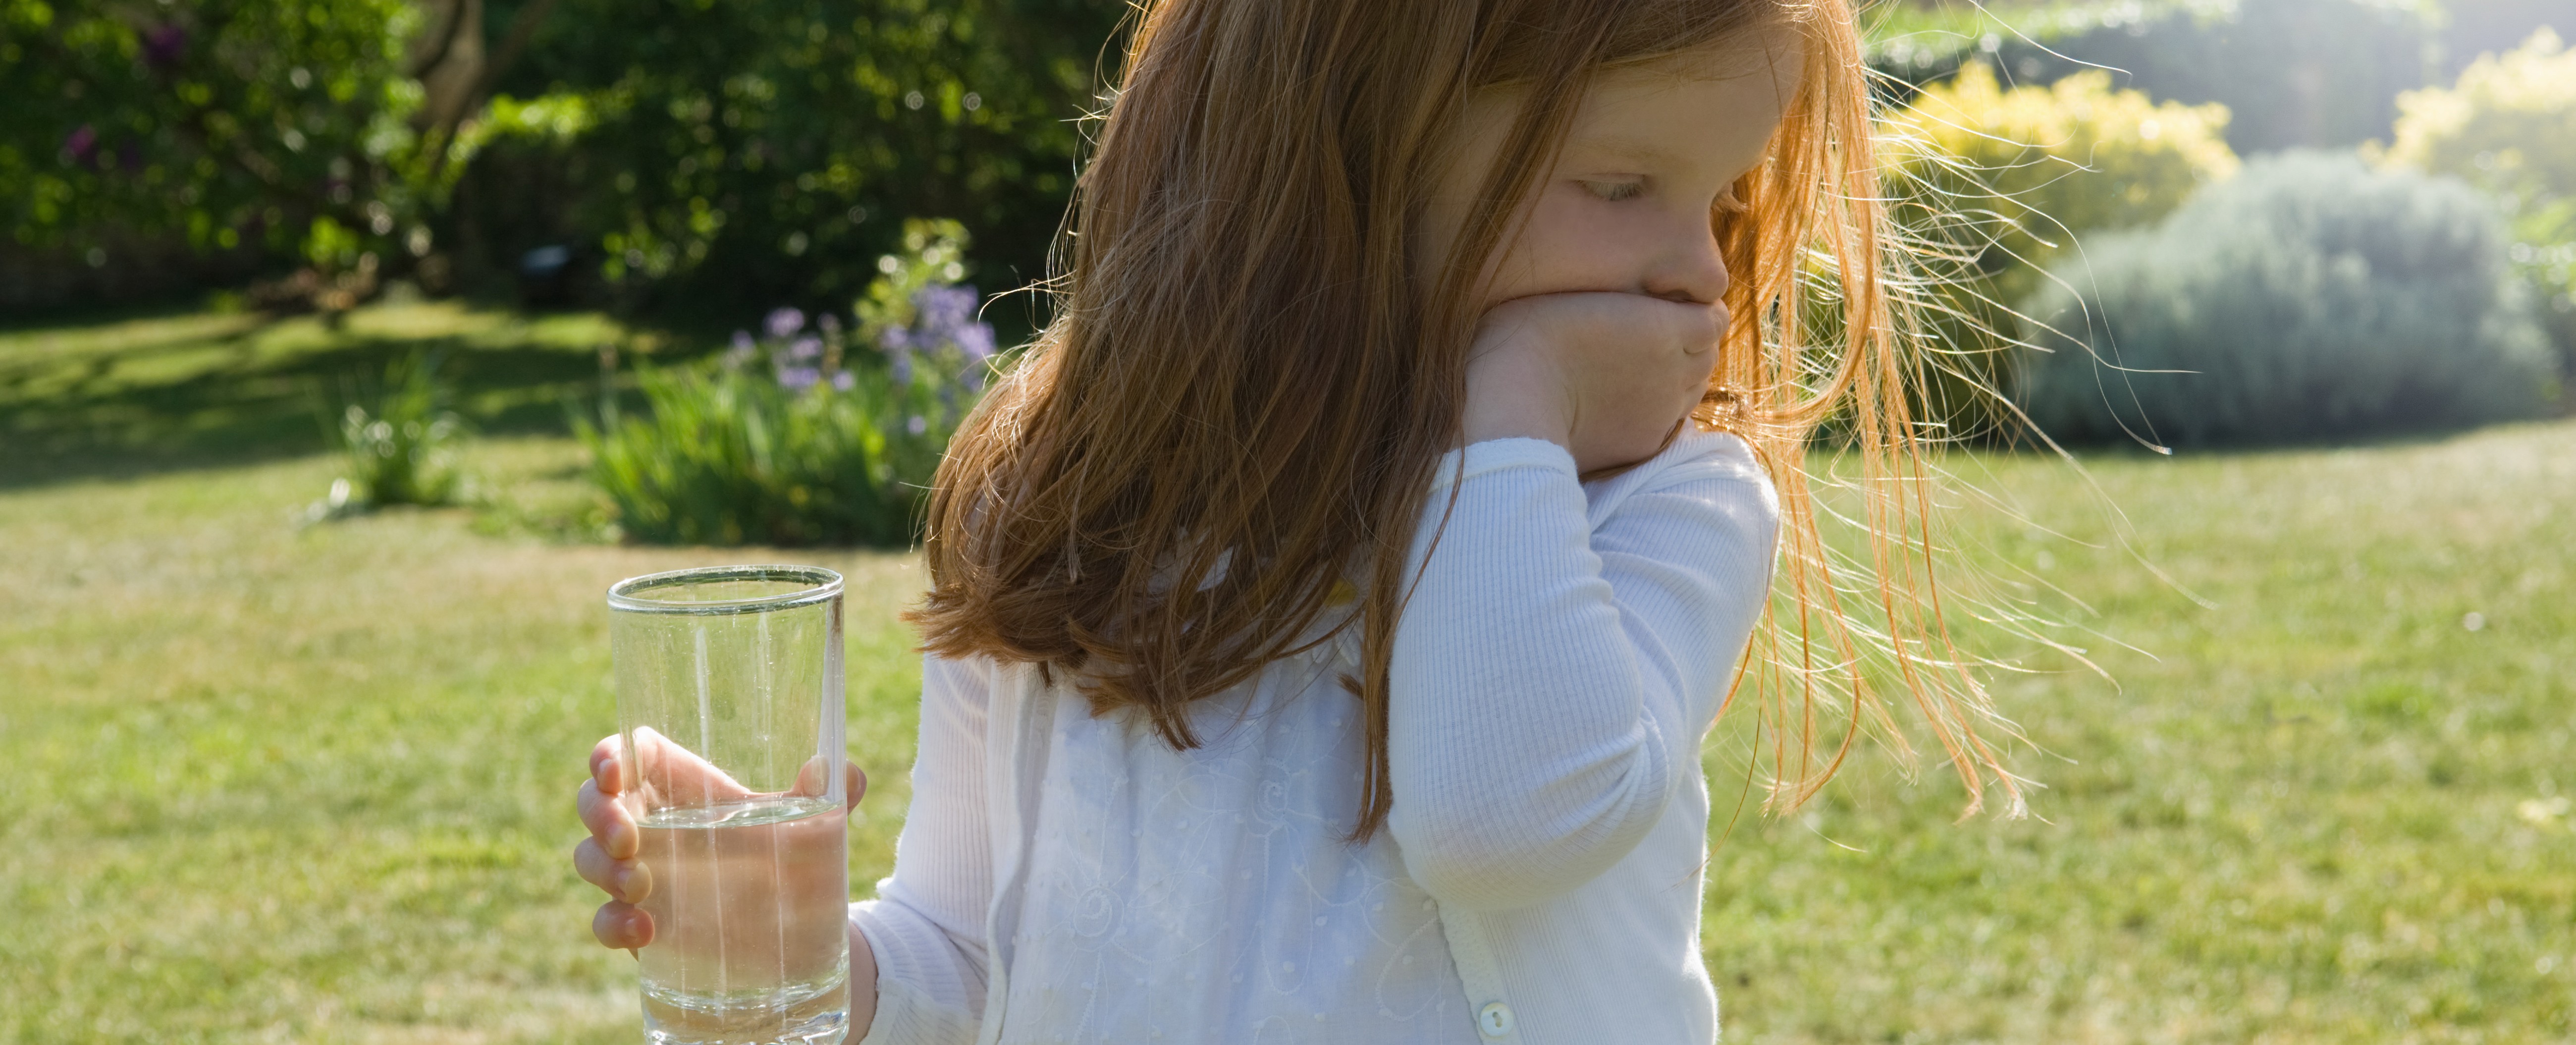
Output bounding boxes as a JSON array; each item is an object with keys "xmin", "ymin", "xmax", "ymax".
[{"xmin": 852, "ymin": 430, "xmax": 1780, "ymax": 1045}]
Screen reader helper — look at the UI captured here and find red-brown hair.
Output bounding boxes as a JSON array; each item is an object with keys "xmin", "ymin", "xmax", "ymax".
[{"xmin": 910, "ymin": 0, "xmax": 2026, "ymax": 839}]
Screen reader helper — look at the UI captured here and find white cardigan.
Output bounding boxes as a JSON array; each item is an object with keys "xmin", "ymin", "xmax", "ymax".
[{"xmin": 852, "ymin": 432, "xmax": 1780, "ymax": 1045}]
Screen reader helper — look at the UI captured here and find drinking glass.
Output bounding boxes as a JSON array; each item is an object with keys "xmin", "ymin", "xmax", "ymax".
[{"xmin": 608, "ymin": 565, "xmax": 850, "ymax": 1045}]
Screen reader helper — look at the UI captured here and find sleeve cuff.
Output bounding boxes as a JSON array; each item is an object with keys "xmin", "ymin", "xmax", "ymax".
[{"xmin": 852, "ymin": 900, "xmax": 985, "ymax": 1045}]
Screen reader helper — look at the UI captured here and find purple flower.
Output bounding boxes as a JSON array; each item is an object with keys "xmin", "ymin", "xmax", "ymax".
[
  {"xmin": 955, "ymin": 323, "xmax": 996, "ymax": 362},
  {"xmin": 907, "ymin": 414, "xmax": 928, "ymax": 436},
  {"xmin": 788, "ymin": 335, "xmax": 822, "ymax": 361},
  {"xmin": 776, "ymin": 365, "xmax": 821, "ymax": 391},
  {"xmin": 832, "ymin": 370, "xmax": 857, "ymax": 391},
  {"xmin": 64, "ymin": 125, "xmax": 98, "ymax": 167},
  {"xmin": 764, "ymin": 307, "xmax": 805, "ymax": 339},
  {"xmin": 889, "ymin": 350, "xmax": 913, "ymax": 386},
  {"xmin": 877, "ymin": 325, "xmax": 912, "ymax": 352},
  {"xmin": 962, "ymin": 366, "xmax": 986, "ymax": 393},
  {"xmin": 724, "ymin": 330, "xmax": 756, "ymax": 368},
  {"xmin": 142, "ymin": 24, "xmax": 188, "ymax": 69},
  {"xmin": 914, "ymin": 285, "xmax": 978, "ymax": 336}
]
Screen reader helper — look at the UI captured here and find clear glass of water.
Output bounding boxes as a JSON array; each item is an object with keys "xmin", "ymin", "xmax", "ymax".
[{"xmin": 607, "ymin": 565, "xmax": 851, "ymax": 1045}]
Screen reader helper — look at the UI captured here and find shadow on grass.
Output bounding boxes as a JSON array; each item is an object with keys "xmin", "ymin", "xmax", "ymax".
[{"xmin": 0, "ymin": 299, "xmax": 693, "ymax": 491}]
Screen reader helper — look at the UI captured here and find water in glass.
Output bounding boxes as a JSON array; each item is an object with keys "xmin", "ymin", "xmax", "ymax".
[{"xmin": 637, "ymin": 795, "xmax": 851, "ymax": 1045}]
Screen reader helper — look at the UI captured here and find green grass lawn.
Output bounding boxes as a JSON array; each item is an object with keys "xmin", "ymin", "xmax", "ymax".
[{"xmin": 3, "ymin": 305, "xmax": 2572, "ymax": 1043}]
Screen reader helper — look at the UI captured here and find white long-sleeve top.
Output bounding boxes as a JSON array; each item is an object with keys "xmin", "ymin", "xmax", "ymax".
[{"xmin": 852, "ymin": 431, "xmax": 1780, "ymax": 1045}]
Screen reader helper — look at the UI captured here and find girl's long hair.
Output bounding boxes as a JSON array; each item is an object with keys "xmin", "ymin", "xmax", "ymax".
[{"xmin": 910, "ymin": 0, "xmax": 2027, "ymax": 839}]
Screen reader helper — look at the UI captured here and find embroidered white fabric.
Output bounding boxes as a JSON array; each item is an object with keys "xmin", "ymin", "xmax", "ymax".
[{"xmin": 853, "ymin": 431, "xmax": 1779, "ymax": 1045}]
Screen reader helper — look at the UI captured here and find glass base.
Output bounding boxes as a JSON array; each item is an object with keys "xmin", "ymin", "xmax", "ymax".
[{"xmin": 643, "ymin": 973, "xmax": 849, "ymax": 1045}]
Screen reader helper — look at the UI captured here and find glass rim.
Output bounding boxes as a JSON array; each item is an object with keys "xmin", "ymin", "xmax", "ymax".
[{"xmin": 605, "ymin": 564, "xmax": 845, "ymax": 616}]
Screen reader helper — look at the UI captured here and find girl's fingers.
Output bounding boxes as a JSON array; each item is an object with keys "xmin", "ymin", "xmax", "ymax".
[
  {"xmin": 578, "ymin": 778, "xmax": 637, "ymax": 860},
  {"xmin": 592, "ymin": 900, "xmax": 654, "ymax": 950},
  {"xmin": 789, "ymin": 757, "xmax": 871, "ymax": 813},
  {"xmin": 573, "ymin": 836, "xmax": 652, "ymax": 903},
  {"xmin": 629, "ymin": 726, "xmax": 756, "ymax": 804},
  {"xmin": 590, "ymin": 734, "xmax": 625, "ymax": 795}
]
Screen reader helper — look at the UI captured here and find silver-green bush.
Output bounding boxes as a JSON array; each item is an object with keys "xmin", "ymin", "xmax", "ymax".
[{"xmin": 2019, "ymin": 152, "xmax": 2558, "ymax": 447}]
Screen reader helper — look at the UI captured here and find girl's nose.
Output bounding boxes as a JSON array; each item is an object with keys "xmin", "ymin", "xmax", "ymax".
[{"xmin": 1640, "ymin": 217, "xmax": 1730, "ymax": 306}]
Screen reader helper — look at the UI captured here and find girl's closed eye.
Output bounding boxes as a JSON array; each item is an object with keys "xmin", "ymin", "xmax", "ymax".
[{"xmin": 1578, "ymin": 178, "xmax": 1645, "ymax": 202}]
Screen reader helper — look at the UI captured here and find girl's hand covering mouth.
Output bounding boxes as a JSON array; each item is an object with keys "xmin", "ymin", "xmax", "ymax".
[{"xmin": 1462, "ymin": 289, "xmax": 1725, "ymax": 473}]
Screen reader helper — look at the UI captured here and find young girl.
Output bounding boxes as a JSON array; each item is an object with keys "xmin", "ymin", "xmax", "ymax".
[{"xmin": 576, "ymin": 0, "xmax": 2019, "ymax": 1041}]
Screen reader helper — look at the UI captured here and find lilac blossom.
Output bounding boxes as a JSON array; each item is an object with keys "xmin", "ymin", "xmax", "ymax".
[
  {"xmin": 788, "ymin": 335, "xmax": 823, "ymax": 361},
  {"xmin": 832, "ymin": 370, "xmax": 856, "ymax": 391},
  {"xmin": 907, "ymin": 415, "xmax": 928, "ymax": 436},
  {"xmin": 764, "ymin": 307, "xmax": 805, "ymax": 339},
  {"xmin": 776, "ymin": 365, "xmax": 821, "ymax": 391},
  {"xmin": 954, "ymin": 323, "xmax": 996, "ymax": 362},
  {"xmin": 142, "ymin": 24, "xmax": 188, "ymax": 69}
]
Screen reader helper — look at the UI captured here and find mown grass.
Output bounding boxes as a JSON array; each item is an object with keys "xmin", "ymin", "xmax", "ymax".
[
  {"xmin": 0, "ymin": 439, "xmax": 927, "ymax": 1044},
  {"xmin": 1703, "ymin": 425, "xmax": 2576, "ymax": 1043},
  {"xmin": 3, "ymin": 305, "xmax": 2571, "ymax": 1043}
]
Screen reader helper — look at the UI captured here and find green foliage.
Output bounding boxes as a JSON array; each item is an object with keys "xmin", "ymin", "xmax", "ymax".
[
  {"xmin": 1883, "ymin": 62, "xmax": 2239, "ymax": 439},
  {"xmin": 2, "ymin": 0, "xmax": 1129, "ymax": 312},
  {"xmin": 316, "ymin": 351, "xmax": 469, "ymax": 516},
  {"xmin": 580, "ymin": 363, "xmax": 898, "ymax": 546},
  {"xmin": 0, "ymin": 0, "xmax": 429, "ymax": 266},
  {"xmin": 1897, "ymin": 0, "xmax": 2435, "ymax": 155},
  {"xmin": 2381, "ymin": 28, "xmax": 2576, "ymax": 379},
  {"xmin": 2019, "ymin": 151, "xmax": 2558, "ymax": 446},
  {"xmin": 455, "ymin": 0, "xmax": 1127, "ymax": 309},
  {"xmin": 578, "ymin": 220, "xmax": 996, "ymax": 547}
]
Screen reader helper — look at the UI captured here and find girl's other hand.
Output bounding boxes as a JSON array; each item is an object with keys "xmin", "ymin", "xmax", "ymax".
[
  {"xmin": 1462, "ymin": 290, "xmax": 1723, "ymax": 473},
  {"xmin": 573, "ymin": 731, "xmax": 864, "ymax": 951}
]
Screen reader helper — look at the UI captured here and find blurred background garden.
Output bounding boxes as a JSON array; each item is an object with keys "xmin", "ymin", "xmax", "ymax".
[{"xmin": 3, "ymin": 0, "xmax": 2572, "ymax": 1040}]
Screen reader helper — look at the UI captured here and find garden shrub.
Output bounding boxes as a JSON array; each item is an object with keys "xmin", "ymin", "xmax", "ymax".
[
  {"xmin": 2018, "ymin": 152, "xmax": 2557, "ymax": 447},
  {"xmin": 1, "ymin": 0, "xmax": 430, "ymax": 308},
  {"xmin": 1882, "ymin": 62, "xmax": 2238, "ymax": 440},
  {"xmin": 454, "ymin": 0, "xmax": 1129, "ymax": 311},
  {"xmin": 2379, "ymin": 29, "xmax": 2576, "ymax": 381},
  {"xmin": 579, "ymin": 220, "xmax": 996, "ymax": 547},
  {"xmin": 4, "ymin": 0, "xmax": 1130, "ymax": 313}
]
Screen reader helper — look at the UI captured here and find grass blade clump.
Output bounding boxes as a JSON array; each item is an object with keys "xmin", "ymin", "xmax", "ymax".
[{"xmin": 311, "ymin": 351, "xmax": 468, "ymax": 519}]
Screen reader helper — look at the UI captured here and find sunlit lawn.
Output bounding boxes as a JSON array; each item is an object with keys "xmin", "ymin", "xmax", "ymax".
[
  {"xmin": 2, "ymin": 303, "xmax": 2571, "ymax": 1042},
  {"xmin": 1705, "ymin": 423, "xmax": 2575, "ymax": 1042}
]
